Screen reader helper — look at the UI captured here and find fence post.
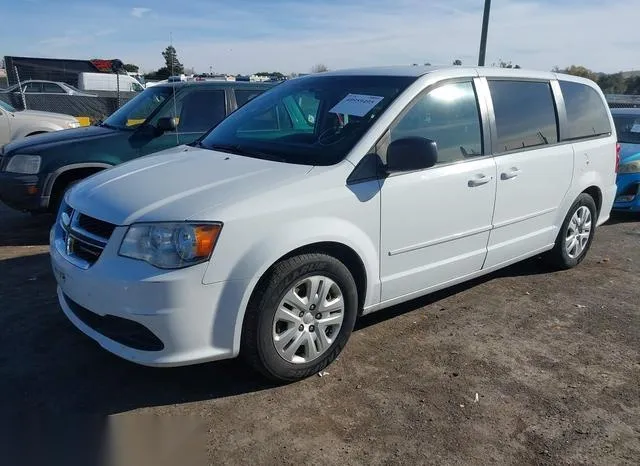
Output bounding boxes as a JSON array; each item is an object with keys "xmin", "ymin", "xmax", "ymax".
[
  {"xmin": 116, "ymin": 73, "xmax": 121, "ymax": 109},
  {"xmin": 14, "ymin": 66, "xmax": 26, "ymax": 110}
]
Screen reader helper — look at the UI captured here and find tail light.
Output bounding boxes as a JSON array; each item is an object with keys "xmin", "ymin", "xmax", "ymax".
[{"xmin": 615, "ymin": 143, "xmax": 621, "ymax": 173}]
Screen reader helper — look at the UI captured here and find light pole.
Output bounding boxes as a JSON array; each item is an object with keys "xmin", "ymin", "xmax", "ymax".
[{"xmin": 478, "ymin": 0, "xmax": 492, "ymax": 66}]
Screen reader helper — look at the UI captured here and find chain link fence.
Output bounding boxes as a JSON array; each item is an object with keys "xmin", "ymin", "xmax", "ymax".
[
  {"xmin": 0, "ymin": 91, "xmax": 136, "ymax": 124},
  {"xmin": 606, "ymin": 94, "xmax": 640, "ymax": 109}
]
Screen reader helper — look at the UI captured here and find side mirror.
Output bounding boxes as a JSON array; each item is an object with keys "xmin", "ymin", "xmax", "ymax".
[
  {"xmin": 156, "ymin": 116, "xmax": 177, "ymax": 133},
  {"xmin": 386, "ymin": 137, "xmax": 438, "ymax": 173}
]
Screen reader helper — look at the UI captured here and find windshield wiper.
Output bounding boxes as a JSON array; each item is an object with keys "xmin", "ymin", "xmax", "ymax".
[{"xmin": 205, "ymin": 143, "xmax": 286, "ymax": 162}]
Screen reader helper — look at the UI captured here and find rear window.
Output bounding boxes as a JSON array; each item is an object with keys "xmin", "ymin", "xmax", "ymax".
[
  {"xmin": 488, "ymin": 80, "xmax": 559, "ymax": 152},
  {"xmin": 560, "ymin": 81, "xmax": 611, "ymax": 140},
  {"xmin": 612, "ymin": 113, "xmax": 640, "ymax": 144}
]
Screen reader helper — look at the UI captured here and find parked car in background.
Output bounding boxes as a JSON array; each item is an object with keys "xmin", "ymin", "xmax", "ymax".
[
  {"xmin": 611, "ymin": 107, "xmax": 640, "ymax": 211},
  {"xmin": 0, "ymin": 80, "xmax": 97, "ymax": 97},
  {"xmin": 50, "ymin": 66, "xmax": 617, "ymax": 382},
  {"xmin": 0, "ymin": 81, "xmax": 272, "ymax": 213},
  {"xmin": 77, "ymin": 72, "xmax": 144, "ymax": 93},
  {"xmin": 0, "ymin": 99, "xmax": 80, "ymax": 147}
]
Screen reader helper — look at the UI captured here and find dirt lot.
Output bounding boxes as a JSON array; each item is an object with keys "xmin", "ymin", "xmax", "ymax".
[{"xmin": 0, "ymin": 203, "xmax": 638, "ymax": 465}]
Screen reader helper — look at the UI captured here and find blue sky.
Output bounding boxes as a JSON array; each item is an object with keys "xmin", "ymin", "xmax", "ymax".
[{"xmin": 2, "ymin": 0, "xmax": 639, "ymax": 74}]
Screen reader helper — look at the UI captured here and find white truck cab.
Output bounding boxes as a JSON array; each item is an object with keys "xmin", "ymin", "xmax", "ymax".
[{"xmin": 50, "ymin": 66, "xmax": 618, "ymax": 382}]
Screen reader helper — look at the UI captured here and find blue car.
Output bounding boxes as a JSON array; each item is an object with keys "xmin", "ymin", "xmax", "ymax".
[{"xmin": 612, "ymin": 108, "xmax": 640, "ymax": 211}]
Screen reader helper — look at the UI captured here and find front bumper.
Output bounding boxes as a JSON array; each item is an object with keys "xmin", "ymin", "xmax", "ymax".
[
  {"xmin": 0, "ymin": 172, "xmax": 48, "ymax": 212},
  {"xmin": 50, "ymin": 225, "xmax": 250, "ymax": 367},
  {"xmin": 613, "ymin": 173, "xmax": 640, "ymax": 212}
]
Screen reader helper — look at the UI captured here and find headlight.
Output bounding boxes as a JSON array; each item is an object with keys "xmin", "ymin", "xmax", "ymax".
[
  {"xmin": 119, "ymin": 222, "xmax": 222, "ymax": 269},
  {"xmin": 4, "ymin": 154, "xmax": 41, "ymax": 174},
  {"xmin": 67, "ymin": 120, "xmax": 81, "ymax": 129},
  {"xmin": 619, "ymin": 160, "xmax": 640, "ymax": 174}
]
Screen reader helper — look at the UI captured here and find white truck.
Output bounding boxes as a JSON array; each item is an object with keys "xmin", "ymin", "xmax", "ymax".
[{"xmin": 77, "ymin": 73, "xmax": 144, "ymax": 92}]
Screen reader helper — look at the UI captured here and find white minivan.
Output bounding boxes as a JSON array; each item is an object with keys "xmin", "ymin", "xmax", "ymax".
[{"xmin": 50, "ymin": 66, "xmax": 618, "ymax": 382}]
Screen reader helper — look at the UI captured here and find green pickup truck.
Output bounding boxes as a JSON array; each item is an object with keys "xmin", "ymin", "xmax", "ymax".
[{"xmin": 0, "ymin": 80, "xmax": 273, "ymax": 213}]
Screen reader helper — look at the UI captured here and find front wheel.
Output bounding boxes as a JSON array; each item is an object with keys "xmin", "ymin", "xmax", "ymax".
[
  {"xmin": 546, "ymin": 193, "xmax": 597, "ymax": 269},
  {"xmin": 242, "ymin": 253, "xmax": 358, "ymax": 382}
]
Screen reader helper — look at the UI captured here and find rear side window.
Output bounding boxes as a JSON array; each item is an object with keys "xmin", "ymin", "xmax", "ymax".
[
  {"xmin": 235, "ymin": 89, "xmax": 264, "ymax": 108},
  {"xmin": 43, "ymin": 82, "xmax": 65, "ymax": 94},
  {"xmin": 560, "ymin": 81, "xmax": 611, "ymax": 140},
  {"xmin": 488, "ymin": 80, "xmax": 558, "ymax": 152},
  {"xmin": 150, "ymin": 89, "xmax": 226, "ymax": 133}
]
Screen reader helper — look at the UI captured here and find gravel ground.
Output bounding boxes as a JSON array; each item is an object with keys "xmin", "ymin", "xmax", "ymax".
[{"xmin": 0, "ymin": 203, "xmax": 638, "ymax": 465}]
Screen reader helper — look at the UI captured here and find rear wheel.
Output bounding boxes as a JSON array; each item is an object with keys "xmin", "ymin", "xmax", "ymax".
[
  {"xmin": 242, "ymin": 253, "xmax": 358, "ymax": 382},
  {"xmin": 546, "ymin": 193, "xmax": 597, "ymax": 269}
]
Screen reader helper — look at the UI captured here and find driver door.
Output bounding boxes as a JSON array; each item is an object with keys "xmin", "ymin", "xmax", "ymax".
[{"xmin": 379, "ymin": 79, "xmax": 497, "ymax": 302}]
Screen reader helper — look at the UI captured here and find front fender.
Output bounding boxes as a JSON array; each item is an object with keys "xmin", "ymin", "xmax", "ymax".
[{"xmin": 204, "ymin": 216, "xmax": 381, "ymax": 357}]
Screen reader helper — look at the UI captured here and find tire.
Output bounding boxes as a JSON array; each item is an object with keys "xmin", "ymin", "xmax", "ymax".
[
  {"xmin": 242, "ymin": 253, "xmax": 358, "ymax": 382},
  {"xmin": 546, "ymin": 193, "xmax": 597, "ymax": 269}
]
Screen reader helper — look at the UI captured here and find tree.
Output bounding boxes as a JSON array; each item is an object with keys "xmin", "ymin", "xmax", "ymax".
[
  {"xmin": 311, "ymin": 63, "xmax": 328, "ymax": 73},
  {"xmin": 626, "ymin": 76, "xmax": 640, "ymax": 95},
  {"xmin": 424, "ymin": 62, "xmax": 432, "ymax": 66},
  {"xmin": 162, "ymin": 45, "xmax": 184, "ymax": 75},
  {"xmin": 494, "ymin": 59, "xmax": 520, "ymax": 69},
  {"xmin": 123, "ymin": 63, "xmax": 139, "ymax": 73},
  {"xmin": 598, "ymin": 72, "xmax": 627, "ymax": 94},
  {"xmin": 558, "ymin": 65, "xmax": 598, "ymax": 82},
  {"xmin": 453, "ymin": 59, "xmax": 462, "ymax": 66}
]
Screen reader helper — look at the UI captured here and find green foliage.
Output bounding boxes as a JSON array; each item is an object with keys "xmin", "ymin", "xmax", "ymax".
[
  {"xmin": 557, "ymin": 65, "xmax": 640, "ymax": 95},
  {"xmin": 162, "ymin": 45, "xmax": 184, "ymax": 75},
  {"xmin": 123, "ymin": 63, "xmax": 139, "ymax": 73}
]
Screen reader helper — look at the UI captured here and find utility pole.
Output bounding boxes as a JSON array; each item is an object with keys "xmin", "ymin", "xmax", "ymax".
[{"xmin": 478, "ymin": 0, "xmax": 492, "ymax": 66}]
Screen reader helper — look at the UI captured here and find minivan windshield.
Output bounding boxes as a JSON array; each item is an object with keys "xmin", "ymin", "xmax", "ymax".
[
  {"xmin": 613, "ymin": 113, "xmax": 640, "ymax": 144},
  {"xmin": 199, "ymin": 75, "xmax": 416, "ymax": 165},
  {"xmin": 102, "ymin": 86, "xmax": 174, "ymax": 130}
]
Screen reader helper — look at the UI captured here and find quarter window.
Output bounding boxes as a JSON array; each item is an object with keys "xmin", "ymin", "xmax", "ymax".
[
  {"xmin": 560, "ymin": 81, "xmax": 611, "ymax": 140},
  {"xmin": 488, "ymin": 80, "xmax": 558, "ymax": 152},
  {"xmin": 389, "ymin": 81, "xmax": 483, "ymax": 165}
]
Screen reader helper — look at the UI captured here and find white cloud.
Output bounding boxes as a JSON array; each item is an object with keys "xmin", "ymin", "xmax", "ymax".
[{"xmin": 131, "ymin": 7, "xmax": 151, "ymax": 18}]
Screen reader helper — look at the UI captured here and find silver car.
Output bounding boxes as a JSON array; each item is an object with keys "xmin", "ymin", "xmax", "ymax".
[
  {"xmin": 0, "ymin": 80, "xmax": 97, "ymax": 97},
  {"xmin": 0, "ymin": 100, "xmax": 80, "ymax": 146}
]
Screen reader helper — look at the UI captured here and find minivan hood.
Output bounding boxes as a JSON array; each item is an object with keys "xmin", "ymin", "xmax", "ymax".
[
  {"xmin": 2, "ymin": 125, "xmax": 121, "ymax": 154},
  {"xmin": 68, "ymin": 146, "xmax": 312, "ymax": 225}
]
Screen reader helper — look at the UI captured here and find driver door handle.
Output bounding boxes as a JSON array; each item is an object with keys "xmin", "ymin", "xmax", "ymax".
[
  {"xmin": 468, "ymin": 174, "xmax": 492, "ymax": 187},
  {"xmin": 501, "ymin": 168, "xmax": 521, "ymax": 180}
]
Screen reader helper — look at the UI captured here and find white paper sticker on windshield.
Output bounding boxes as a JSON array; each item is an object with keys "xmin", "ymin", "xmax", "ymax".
[
  {"xmin": 329, "ymin": 94, "xmax": 384, "ymax": 117},
  {"xmin": 630, "ymin": 123, "xmax": 640, "ymax": 133}
]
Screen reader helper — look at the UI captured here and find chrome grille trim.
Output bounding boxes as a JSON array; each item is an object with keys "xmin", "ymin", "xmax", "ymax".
[{"xmin": 54, "ymin": 204, "xmax": 115, "ymax": 269}]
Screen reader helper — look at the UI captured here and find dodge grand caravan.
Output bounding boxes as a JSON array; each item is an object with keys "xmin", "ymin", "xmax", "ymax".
[
  {"xmin": 0, "ymin": 81, "xmax": 271, "ymax": 214},
  {"xmin": 51, "ymin": 66, "xmax": 617, "ymax": 382}
]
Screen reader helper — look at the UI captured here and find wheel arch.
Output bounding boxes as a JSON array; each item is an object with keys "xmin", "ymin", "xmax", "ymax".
[
  {"xmin": 213, "ymin": 219, "xmax": 380, "ymax": 358},
  {"xmin": 44, "ymin": 163, "xmax": 112, "ymax": 208},
  {"xmin": 582, "ymin": 185, "xmax": 602, "ymax": 218}
]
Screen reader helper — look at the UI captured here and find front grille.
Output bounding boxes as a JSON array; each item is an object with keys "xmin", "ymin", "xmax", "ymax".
[
  {"xmin": 63, "ymin": 293, "xmax": 164, "ymax": 351},
  {"xmin": 77, "ymin": 214, "xmax": 116, "ymax": 239},
  {"xmin": 54, "ymin": 203, "xmax": 116, "ymax": 268}
]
